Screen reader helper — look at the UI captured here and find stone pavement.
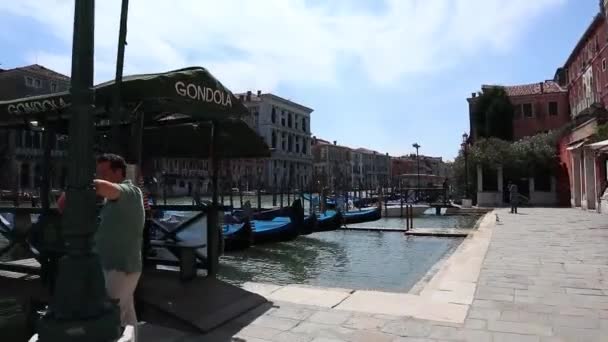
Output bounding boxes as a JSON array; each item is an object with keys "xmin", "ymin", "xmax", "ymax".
[{"xmin": 150, "ymin": 208, "xmax": 608, "ymax": 341}]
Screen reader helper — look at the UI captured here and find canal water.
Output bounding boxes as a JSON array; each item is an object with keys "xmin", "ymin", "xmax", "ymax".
[{"xmin": 218, "ymin": 214, "xmax": 478, "ymax": 292}]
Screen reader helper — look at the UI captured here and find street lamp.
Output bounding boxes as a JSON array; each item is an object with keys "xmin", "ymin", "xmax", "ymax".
[
  {"xmin": 461, "ymin": 133, "xmax": 469, "ymax": 198},
  {"xmin": 412, "ymin": 143, "xmax": 421, "ymax": 198}
]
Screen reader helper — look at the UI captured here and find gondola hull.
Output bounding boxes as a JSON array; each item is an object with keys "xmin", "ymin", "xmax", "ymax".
[
  {"xmin": 252, "ymin": 217, "xmax": 299, "ymax": 244},
  {"xmin": 223, "ymin": 221, "xmax": 253, "ymax": 251},
  {"xmin": 315, "ymin": 210, "xmax": 342, "ymax": 232},
  {"xmin": 342, "ymin": 207, "xmax": 381, "ymax": 224}
]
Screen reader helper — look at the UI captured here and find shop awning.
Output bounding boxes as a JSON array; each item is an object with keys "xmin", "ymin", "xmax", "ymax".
[
  {"xmin": 0, "ymin": 66, "xmax": 248, "ymax": 128},
  {"xmin": 588, "ymin": 139, "xmax": 608, "ymax": 151},
  {"xmin": 141, "ymin": 119, "xmax": 270, "ymax": 159},
  {"xmin": 566, "ymin": 140, "xmax": 587, "ymax": 151}
]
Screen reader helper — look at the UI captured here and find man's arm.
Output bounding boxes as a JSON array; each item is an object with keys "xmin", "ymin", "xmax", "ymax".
[{"xmin": 94, "ymin": 179, "xmax": 122, "ymax": 200}]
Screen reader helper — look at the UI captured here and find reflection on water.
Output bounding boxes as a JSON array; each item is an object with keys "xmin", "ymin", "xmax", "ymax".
[{"xmin": 219, "ymin": 230, "xmax": 463, "ymax": 292}]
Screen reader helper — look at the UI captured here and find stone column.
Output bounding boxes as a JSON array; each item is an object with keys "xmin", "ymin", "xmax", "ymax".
[
  {"xmin": 15, "ymin": 160, "xmax": 21, "ymax": 192},
  {"xmin": 497, "ymin": 165, "xmax": 504, "ymax": 200},
  {"xmin": 585, "ymin": 150, "xmax": 596, "ymax": 210},
  {"xmin": 477, "ymin": 164, "xmax": 483, "ymax": 192},
  {"xmin": 571, "ymin": 152, "xmax": 581, "ymax": 207},
  {"xmin": 529, "ymin": 177, "xmax": 535, "ymax": 194}
]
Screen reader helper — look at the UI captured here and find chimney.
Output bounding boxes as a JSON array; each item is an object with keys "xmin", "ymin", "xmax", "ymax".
[
  {"xmin": 333, "ymin": 140, "xmax": 337, "ymax": 145},
  {"xmin": 246, "ymin": 90, "xmax": 252, "ymax": 101},
  {"xmin": 257, "ymin": 90, "xmax": 261, "ymax": 96},
  {"xmin": 539, "ymin": 82, "xmax": 544, "ymax": 94}
]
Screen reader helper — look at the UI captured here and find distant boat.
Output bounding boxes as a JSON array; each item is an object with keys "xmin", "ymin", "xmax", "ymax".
[{"xmin": 381, "ymin": 203, "xmax": 429, "ymax": 217}]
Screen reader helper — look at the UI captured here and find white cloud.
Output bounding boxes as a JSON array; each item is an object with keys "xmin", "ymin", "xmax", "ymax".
[{"xmin": 1, "ymin": 0, "xmax": 566, "ymax": 91}]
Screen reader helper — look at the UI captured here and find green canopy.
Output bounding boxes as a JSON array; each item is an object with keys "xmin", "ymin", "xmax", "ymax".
[
  {"xmin": 142, "ymin": 120, "xmax": 271, "ymax": 159},
  {"xmin": 0, "ymin": 66, "xmax": 248, "ymax": 128}
]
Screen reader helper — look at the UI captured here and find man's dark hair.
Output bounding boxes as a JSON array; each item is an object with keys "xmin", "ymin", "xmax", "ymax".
[{"xmin": 97, "ymin": 153, "xmax": 127, "ymax": 177}]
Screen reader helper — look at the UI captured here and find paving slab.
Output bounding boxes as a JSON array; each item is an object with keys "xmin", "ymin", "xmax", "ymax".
[
  {"xmin": 334, "ymin": 290, "xmax": 468, "ymax": 323},
  {"xmin": 267, "ymin": 285, "xmax": 353, "ymax": 308},
  {"xmin": 191, "ymin": 208, "xmax": 608, "ymax": 342}
]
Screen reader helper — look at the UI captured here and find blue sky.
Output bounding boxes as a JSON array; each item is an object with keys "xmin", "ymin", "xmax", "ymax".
[{"xmin": 0, "ymin": 0, "xmax": 599, "ymax": 160}]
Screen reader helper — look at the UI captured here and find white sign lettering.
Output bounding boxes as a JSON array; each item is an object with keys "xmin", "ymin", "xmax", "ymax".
[
  {"xmin": 7, "ymin": 97, "xmax": 70, "ymax": 115},
  {"xmin": 174, "ymin": 81, "xmax": 232, "ymax": 108}
]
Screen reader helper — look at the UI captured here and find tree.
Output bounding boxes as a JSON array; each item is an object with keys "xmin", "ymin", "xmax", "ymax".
[
  {"xmin": 452, "ymin": 131, "xmax": 558, "ymax": 197},
  {"xmin": 472, "ymin": 87, "xmax": 514, "ymax": 141}
]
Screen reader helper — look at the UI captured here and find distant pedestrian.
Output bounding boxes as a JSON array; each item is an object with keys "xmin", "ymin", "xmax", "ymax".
[{"xmin": 509, "ymin": 181, "xmax": 519, "ymax": 214}]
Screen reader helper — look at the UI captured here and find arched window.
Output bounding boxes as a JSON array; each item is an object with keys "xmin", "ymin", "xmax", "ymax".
[
  {"xmin": 271, "ymin": 131, "xmax": 277, "ymax": 148},
  {"xmin": 302, "ymin": 117, "xmax": 307, "ymax": 132},
  {"xmin": 271, "ymin": 107, "xmax": 276, "ymax": 123},
  {"xmin": 288, "ymin": 113, "xmax": 292, "ymax": 128}
]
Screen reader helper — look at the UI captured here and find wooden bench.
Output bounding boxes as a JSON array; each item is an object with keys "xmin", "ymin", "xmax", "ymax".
[{"xmin": 148, "ymin": 240, "xmax": 207, "ymax": 281}]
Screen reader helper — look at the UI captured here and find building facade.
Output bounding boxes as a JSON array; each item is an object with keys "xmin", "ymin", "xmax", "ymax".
[
  {"xmin": 391, "ymin": 155, "xmax": 449, "ymax": 188},
  {"xmin": 0, "ymin": 64, "xmax": 70, "ymax": 192},
  {"xmin": 558, "ymin": 6, "xmax": 608, "ymax": 212},
  {"xmin": 312, "ymin": 138, "xmax": 352, "ymax": 190},
  {"xmin": 468, "ymin": 81, "xmax": 570, "ymax": 142},
  {"xmin": 356, "ymin": 148, "xmax": 391, "ymax": 189},
  {"xmin": 238, "ymin": 91, "xmax": 313, "ymax": 190}
]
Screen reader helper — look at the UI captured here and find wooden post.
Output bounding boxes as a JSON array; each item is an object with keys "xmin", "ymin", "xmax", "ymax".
[
  {"xmin": 239, "ymin": 179, "xmax": 244, "ymax": 208},
  {"xmin": 400, "ymin": 188, "xmax": 404, "ymax": 218},
  {"xmin": 257, "ymin": 183, "xmax": 262, "ymax": 212},
  {"xmin": 280, "ymin": 181, "xmax": 284, "ymax": 208},
  {"xmin": 229, "ymin": 181, "xmax": 234, "ymax": 209},
  {"xmin": 220, "ymin": 179, "xmax": 224, "ymax": 206}
]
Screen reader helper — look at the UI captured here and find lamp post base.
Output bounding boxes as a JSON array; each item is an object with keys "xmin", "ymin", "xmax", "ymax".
[
  {"xmin": 33, "ymin": 255, "xmax": 122, "ymax": 342},
  {"xmin": 30, "ymin": 325, "xmax": 135, "ymax": 342}
]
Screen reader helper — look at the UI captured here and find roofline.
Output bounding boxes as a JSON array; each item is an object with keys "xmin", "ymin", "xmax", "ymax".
[
  {"xmin": 563, "ymin": 13, "xmax": 604, "ymax": 68},
  {"xmin": 261, "ymin": 93, "xmax": 314, "ymax": 113},
  {"xmin": 1, "ymin": 64, "xmax": 70, "ymax": 81}
]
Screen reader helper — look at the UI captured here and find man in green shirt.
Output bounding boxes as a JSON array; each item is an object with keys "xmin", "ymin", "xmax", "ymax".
[{"xmin": 58, "ymin": 153, "xmax": 145, "ymax": 328}]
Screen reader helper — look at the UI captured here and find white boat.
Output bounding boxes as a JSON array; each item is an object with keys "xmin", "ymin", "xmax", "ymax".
[{"xmin": 381, "ymin": 203, "xmax": 429, "ymax": 217}]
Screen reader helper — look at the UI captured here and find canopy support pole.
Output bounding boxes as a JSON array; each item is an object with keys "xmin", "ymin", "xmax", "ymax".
[
  {"xmin": 41, "ymin": 125, "xmax": 52, "ymax": 211},
  {"xmin": 207, "ymin": 121, "xmax": 220, "ymax": 276},
  {"xmin": 110, "ymin": 0, "xmax": 129, "ymax": 154}
]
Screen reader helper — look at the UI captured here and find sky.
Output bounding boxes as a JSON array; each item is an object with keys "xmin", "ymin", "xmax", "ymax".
[{"xmin": 0, "ymin": 0, "xmax": 600, "ymax": 160}]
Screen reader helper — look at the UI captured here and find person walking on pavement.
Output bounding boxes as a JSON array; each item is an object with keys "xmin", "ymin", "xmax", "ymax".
[{"xmin": 509, "ymin": 181, "xmax": 519, "ymax": 214}]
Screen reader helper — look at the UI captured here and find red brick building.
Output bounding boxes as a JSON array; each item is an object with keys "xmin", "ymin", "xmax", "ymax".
[
  {"xmin": 467, "ymin": 81, "xmax": 569, "ymax": 142},
  {"xmin": 557, "ymin": 7, "xmax": 608, "ymax": 211}
]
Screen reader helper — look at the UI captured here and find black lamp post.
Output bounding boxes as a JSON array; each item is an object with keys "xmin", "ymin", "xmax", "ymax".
[
  {"xmin": 461, "ymin": 133, "xmax": 469, "ymax": 198},
  {"xmin": 36, "ymin": 1, "xmax": 122, "ymax": 340},
  {"xmin": 412, "ymin": 143, "xmax": 421, "ymax": 199}
]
